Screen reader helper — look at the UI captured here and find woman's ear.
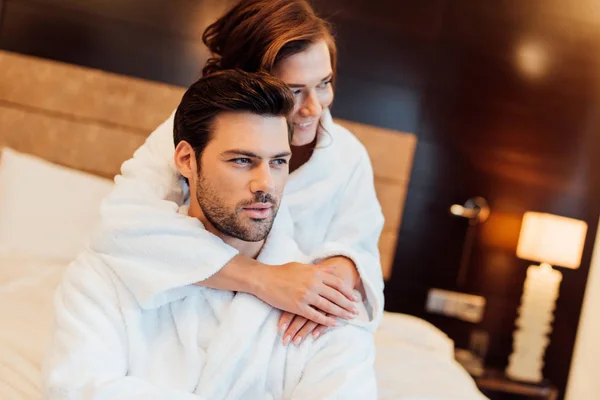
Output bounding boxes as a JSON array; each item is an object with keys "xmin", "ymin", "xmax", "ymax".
[{"xmin": 174, "ymin": 141, "xmax": 197, "ymax": 180}]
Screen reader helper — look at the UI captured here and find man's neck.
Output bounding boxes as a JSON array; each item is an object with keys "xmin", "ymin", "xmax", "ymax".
[{"xmin": 188, "ymin": 203, "xmax": 264, "ymax": 259}]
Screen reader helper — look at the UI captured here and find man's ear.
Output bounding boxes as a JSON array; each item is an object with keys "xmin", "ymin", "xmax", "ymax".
[{"xmin": 174, "ymin": 141, "xmax": 197, "ymax": 179}]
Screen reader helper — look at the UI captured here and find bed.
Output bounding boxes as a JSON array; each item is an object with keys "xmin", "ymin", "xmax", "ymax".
[{"xmin": 0, "ymin": 50, "xmax": 486, "ymax": 399}]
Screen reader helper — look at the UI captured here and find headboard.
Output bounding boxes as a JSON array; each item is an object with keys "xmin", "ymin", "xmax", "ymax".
[{"xmin": 0, "ymin": 50, "xmax": 416, "ymax": 280}]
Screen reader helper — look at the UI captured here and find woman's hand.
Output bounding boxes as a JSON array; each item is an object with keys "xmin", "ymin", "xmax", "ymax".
[
  {"xmin": 317, "ymin": 256, "xmax": 361, "ymax": 291},
  {"xmin": 278, "ymin": 312, "xmax": 328, "ymax": 346},
  {"xmin": 276, "ymin": 256, "xmax": 362, "ymax": 346},
  {"xmin": 252, "ymin": 262, "xmax": 360, "ymax": 327}
]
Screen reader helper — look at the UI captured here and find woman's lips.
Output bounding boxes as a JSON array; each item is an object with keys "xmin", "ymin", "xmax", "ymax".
[{"xmin": 293, "ymin": 120, "xmax": 315, "ymax": 130}]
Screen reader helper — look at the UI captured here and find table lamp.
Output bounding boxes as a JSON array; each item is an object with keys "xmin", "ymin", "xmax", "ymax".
[{"xmin": 506, "ymin": 212, "xmax": 587, "ymax": 383}]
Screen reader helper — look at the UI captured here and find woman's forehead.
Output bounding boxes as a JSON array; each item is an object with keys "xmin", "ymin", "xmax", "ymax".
[{"xmin": 273, "ymin": 41, "xmax": 332, "ymax": 86}]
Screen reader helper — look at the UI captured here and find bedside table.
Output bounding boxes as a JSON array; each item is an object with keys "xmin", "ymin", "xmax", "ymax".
[{"xmin": 475, "ymin": 368, "xmax": 558, "ymax": 400}]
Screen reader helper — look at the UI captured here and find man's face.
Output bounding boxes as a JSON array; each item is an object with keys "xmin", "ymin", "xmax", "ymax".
[{"xmin": 187, "ymin": 111, "xmax": 291, "ymax": 242}]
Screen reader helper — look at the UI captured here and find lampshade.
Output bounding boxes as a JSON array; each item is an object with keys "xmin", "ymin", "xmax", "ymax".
[{"xmin": 516, "ymin": 212, "xmax": 587, "ymax": 269}]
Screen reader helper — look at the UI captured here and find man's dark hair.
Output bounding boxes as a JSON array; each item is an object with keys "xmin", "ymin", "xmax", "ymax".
[{"xmin": 174, "ymin": 69, "xmax": 294, "ymax": 161}]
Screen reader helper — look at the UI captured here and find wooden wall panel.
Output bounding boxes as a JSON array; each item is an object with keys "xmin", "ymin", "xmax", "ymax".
[{"xmin": 0, "ymin": 0, "xmax": 213, "ymax": 86}]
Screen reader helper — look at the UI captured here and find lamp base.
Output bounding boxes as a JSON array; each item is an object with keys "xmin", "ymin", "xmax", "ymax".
[
  {"xmin": 506, "ymin": 354, "xmax": 544, "ymax": 384},
  {"xmin": 505, "ymin": 263, "xmax": 562, "ymax": 383}
]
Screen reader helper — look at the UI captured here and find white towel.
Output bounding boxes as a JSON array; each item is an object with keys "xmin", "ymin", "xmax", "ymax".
[
  {"xmin": 43, "ymin": 209, "xmax": 377, "ymax": 399},
  {"xmin": 92, "ymin": 108, "xmax": 385, "ymax": 328}
]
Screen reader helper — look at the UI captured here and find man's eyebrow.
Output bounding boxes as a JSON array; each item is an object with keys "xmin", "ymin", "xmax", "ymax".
[
  {"xmin": 221, "ymin": 150, "xmax": 261, "ymax": 158},
  {"xmin": 221, "ymin": 150, "xmax": 292, "ymax": 159},
  {"xmin": 287, "ymin": 73, "xmax": 333, "ymax": 88}
]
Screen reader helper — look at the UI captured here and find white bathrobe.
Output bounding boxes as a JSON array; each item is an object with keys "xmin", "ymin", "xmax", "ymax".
[
  {"xmin": 43, "ymin": 208, "xmax": 377, "ymax": 399},
  {"xmin": 92, "ymin": 109, "xmax": 385, "ymax": 327}
]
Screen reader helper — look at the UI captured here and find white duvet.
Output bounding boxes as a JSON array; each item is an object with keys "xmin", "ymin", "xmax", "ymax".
[{"xmin": 0, "ymin": 251, "xmax": 486, "ymax": 400}]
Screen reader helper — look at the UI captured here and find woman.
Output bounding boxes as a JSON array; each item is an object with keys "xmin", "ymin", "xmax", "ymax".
[{"xmin": 93, "ymin": 0, "xmax": 384, "ymax": 345}]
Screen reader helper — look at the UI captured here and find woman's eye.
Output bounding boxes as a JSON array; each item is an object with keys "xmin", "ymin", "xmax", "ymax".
[
  {"xmin": 317, "ymin": 80, "xmax": 332, "ymax": 89},
  {"xmin": 292, "ymin": 89, "xmax": 302, "ymax": 96}
]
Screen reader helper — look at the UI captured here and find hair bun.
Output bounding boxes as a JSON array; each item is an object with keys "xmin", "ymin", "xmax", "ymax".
[{"xmin": 202, "ymin": 57, "xmax": 223, "ymax": 77}]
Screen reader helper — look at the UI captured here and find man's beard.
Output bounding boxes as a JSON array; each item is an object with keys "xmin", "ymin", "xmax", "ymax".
[{"xmin": 195, "ymin": 172, "xmax": 279, "ymax": 242}]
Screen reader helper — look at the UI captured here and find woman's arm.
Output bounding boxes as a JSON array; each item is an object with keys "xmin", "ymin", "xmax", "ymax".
[
  {"xmin": 279, "ymin": 144, "xmax": 384, "ymax": 342},
  {"xmin": 309, "ymin": 146, "xmax": 385, "ymax": 332},
  {"xmin": 199, "ymin": 255, "xmax": 359, "ymax": 327},
  {"xmin": 92, "ymin": 112, "xmax": 356, "ymax": 321},
  {"xmin": 92, "ymin": 112, "xmax": 239, "ymax": 306}
]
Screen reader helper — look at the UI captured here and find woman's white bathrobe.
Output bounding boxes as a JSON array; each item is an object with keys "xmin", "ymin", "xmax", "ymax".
[
  {"xmin": 91, "ymin": 109, "xmax": 385, "ymax": 327},
  {"xmin": 43, "ymin": 208, "xmax": 377, "ymax": 399}
]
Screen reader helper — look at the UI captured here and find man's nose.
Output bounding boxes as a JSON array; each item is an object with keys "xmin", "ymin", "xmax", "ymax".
[{"xmin": 249, "ymin": 163, "xmax": 274, "ymax": 195}]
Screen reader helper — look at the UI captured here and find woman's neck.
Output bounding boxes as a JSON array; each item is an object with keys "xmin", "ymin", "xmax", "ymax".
[{"xmin": 290, "ymin": 136, "xmax": 318, "ymax": 173}]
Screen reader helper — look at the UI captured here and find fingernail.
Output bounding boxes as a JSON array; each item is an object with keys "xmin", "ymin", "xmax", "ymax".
[
  {"xmin": 294, "ymin": 336, "xmax": 302, "ymax": 346},
  {"xmin": 313, "ymin": 331, "xmax": 321, "ymax": 339},
  {"xmin": 353, "ymin": 308, "xmax": 359, "ymax": 315},
  {"xmin": 283, "ymin": 335, "xmax": 291, "ymax": 346},
  {"xmin": 280, "ymin": 323, "xmax": 288, "ymax": 333},
  {"xmin": 345, "ymin": 312, "xmax": 354, "ymax": 319},
  {"xmin": 331, "ymin": 320, "xmax": 337, "ymax": 327},
  {"xmin": 353, "ymin": 295, "xmax": 359, "ymax": 302}
]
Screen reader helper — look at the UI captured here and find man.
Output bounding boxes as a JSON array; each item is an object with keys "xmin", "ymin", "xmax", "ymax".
[{"xmin": 43, "ymin": 70, "xmax": 376, "ymax": 399}]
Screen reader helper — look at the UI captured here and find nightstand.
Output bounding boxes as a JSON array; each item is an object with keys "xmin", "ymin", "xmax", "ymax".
[{"xmin": 475, "ymin": 368, "xmax": 558, "ymax": 400}]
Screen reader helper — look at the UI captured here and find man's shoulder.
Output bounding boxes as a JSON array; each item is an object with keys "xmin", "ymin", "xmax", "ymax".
[{"xmin": 60, "ymin": 250, "xmax": 121, "ymax": 297}]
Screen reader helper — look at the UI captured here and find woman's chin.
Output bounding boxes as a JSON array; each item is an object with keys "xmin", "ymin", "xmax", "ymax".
[{"xmin": 291, "ymin": 126, "xmax": 318, "ymax": 147}]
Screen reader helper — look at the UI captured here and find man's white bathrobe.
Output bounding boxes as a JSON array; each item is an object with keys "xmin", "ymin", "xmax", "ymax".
[
  {"xmin": 43, "ymin": 207, "xmax": 377, "ymax": 399},
  {"xmin": 91, "ymin": 109, "xmax": 385, "ymax": 328}
]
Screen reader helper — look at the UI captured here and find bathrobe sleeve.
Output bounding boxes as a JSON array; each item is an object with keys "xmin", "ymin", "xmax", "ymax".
[
  {"xmin": 43, "ymin": 256, "xmax": 202, "ymax": 400},
  {"xmin": 290, "ymin": 325, "xmax": 377, "ymax": 399},
  {"xmin": 91, "ymin": 111, "xmax": 238, "ymax": 306},
  {"xmin": 310, "ymin": 147, "xmax": 385, "ymax": 332}
]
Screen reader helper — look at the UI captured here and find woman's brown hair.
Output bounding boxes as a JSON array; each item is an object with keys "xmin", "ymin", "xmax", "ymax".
[{"xmin": 202, "ymin": 0, "xmax": 336, "ymax": 81}]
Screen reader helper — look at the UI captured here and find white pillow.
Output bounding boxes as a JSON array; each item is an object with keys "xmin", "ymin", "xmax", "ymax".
[{"xmin": 0, "ymin": 148, "xmax": 114, "ymax": 260}]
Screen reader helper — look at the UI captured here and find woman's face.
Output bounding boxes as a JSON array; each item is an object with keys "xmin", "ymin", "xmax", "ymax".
[{"xmin": 272, "ymin": 40, "xmax": 334, "ymax": 146}]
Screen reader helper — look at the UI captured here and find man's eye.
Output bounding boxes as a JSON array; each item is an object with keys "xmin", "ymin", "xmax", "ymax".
[
  {"xmin": 231, "ymin": 158, "xmax": 252, "ymax": 165},
  {"xmin": 271, "ymin": 159, "xmax": 288, "ymax": 166}
]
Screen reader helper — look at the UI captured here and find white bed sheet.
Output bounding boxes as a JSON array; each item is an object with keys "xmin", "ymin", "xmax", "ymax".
[
  {"xmin": 0, "ymin": 253, "xmax": 486, "ymax": 400},
  {"xmin": 374, "ymin": 312, "xmax": 487, "ymax": 399},
  {"xmin": 0, "ymin": 252, "xmax": 67, "ymax": 400}
]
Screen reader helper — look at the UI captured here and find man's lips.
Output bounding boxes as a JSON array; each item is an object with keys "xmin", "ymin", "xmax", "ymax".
[
  {"xmin": 242, "ymin": 203, "xmax": 273, "ymax": 210},
  {"xmin": 242, "ymin": 203, "xmax": 274, "ymax": 219}
]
